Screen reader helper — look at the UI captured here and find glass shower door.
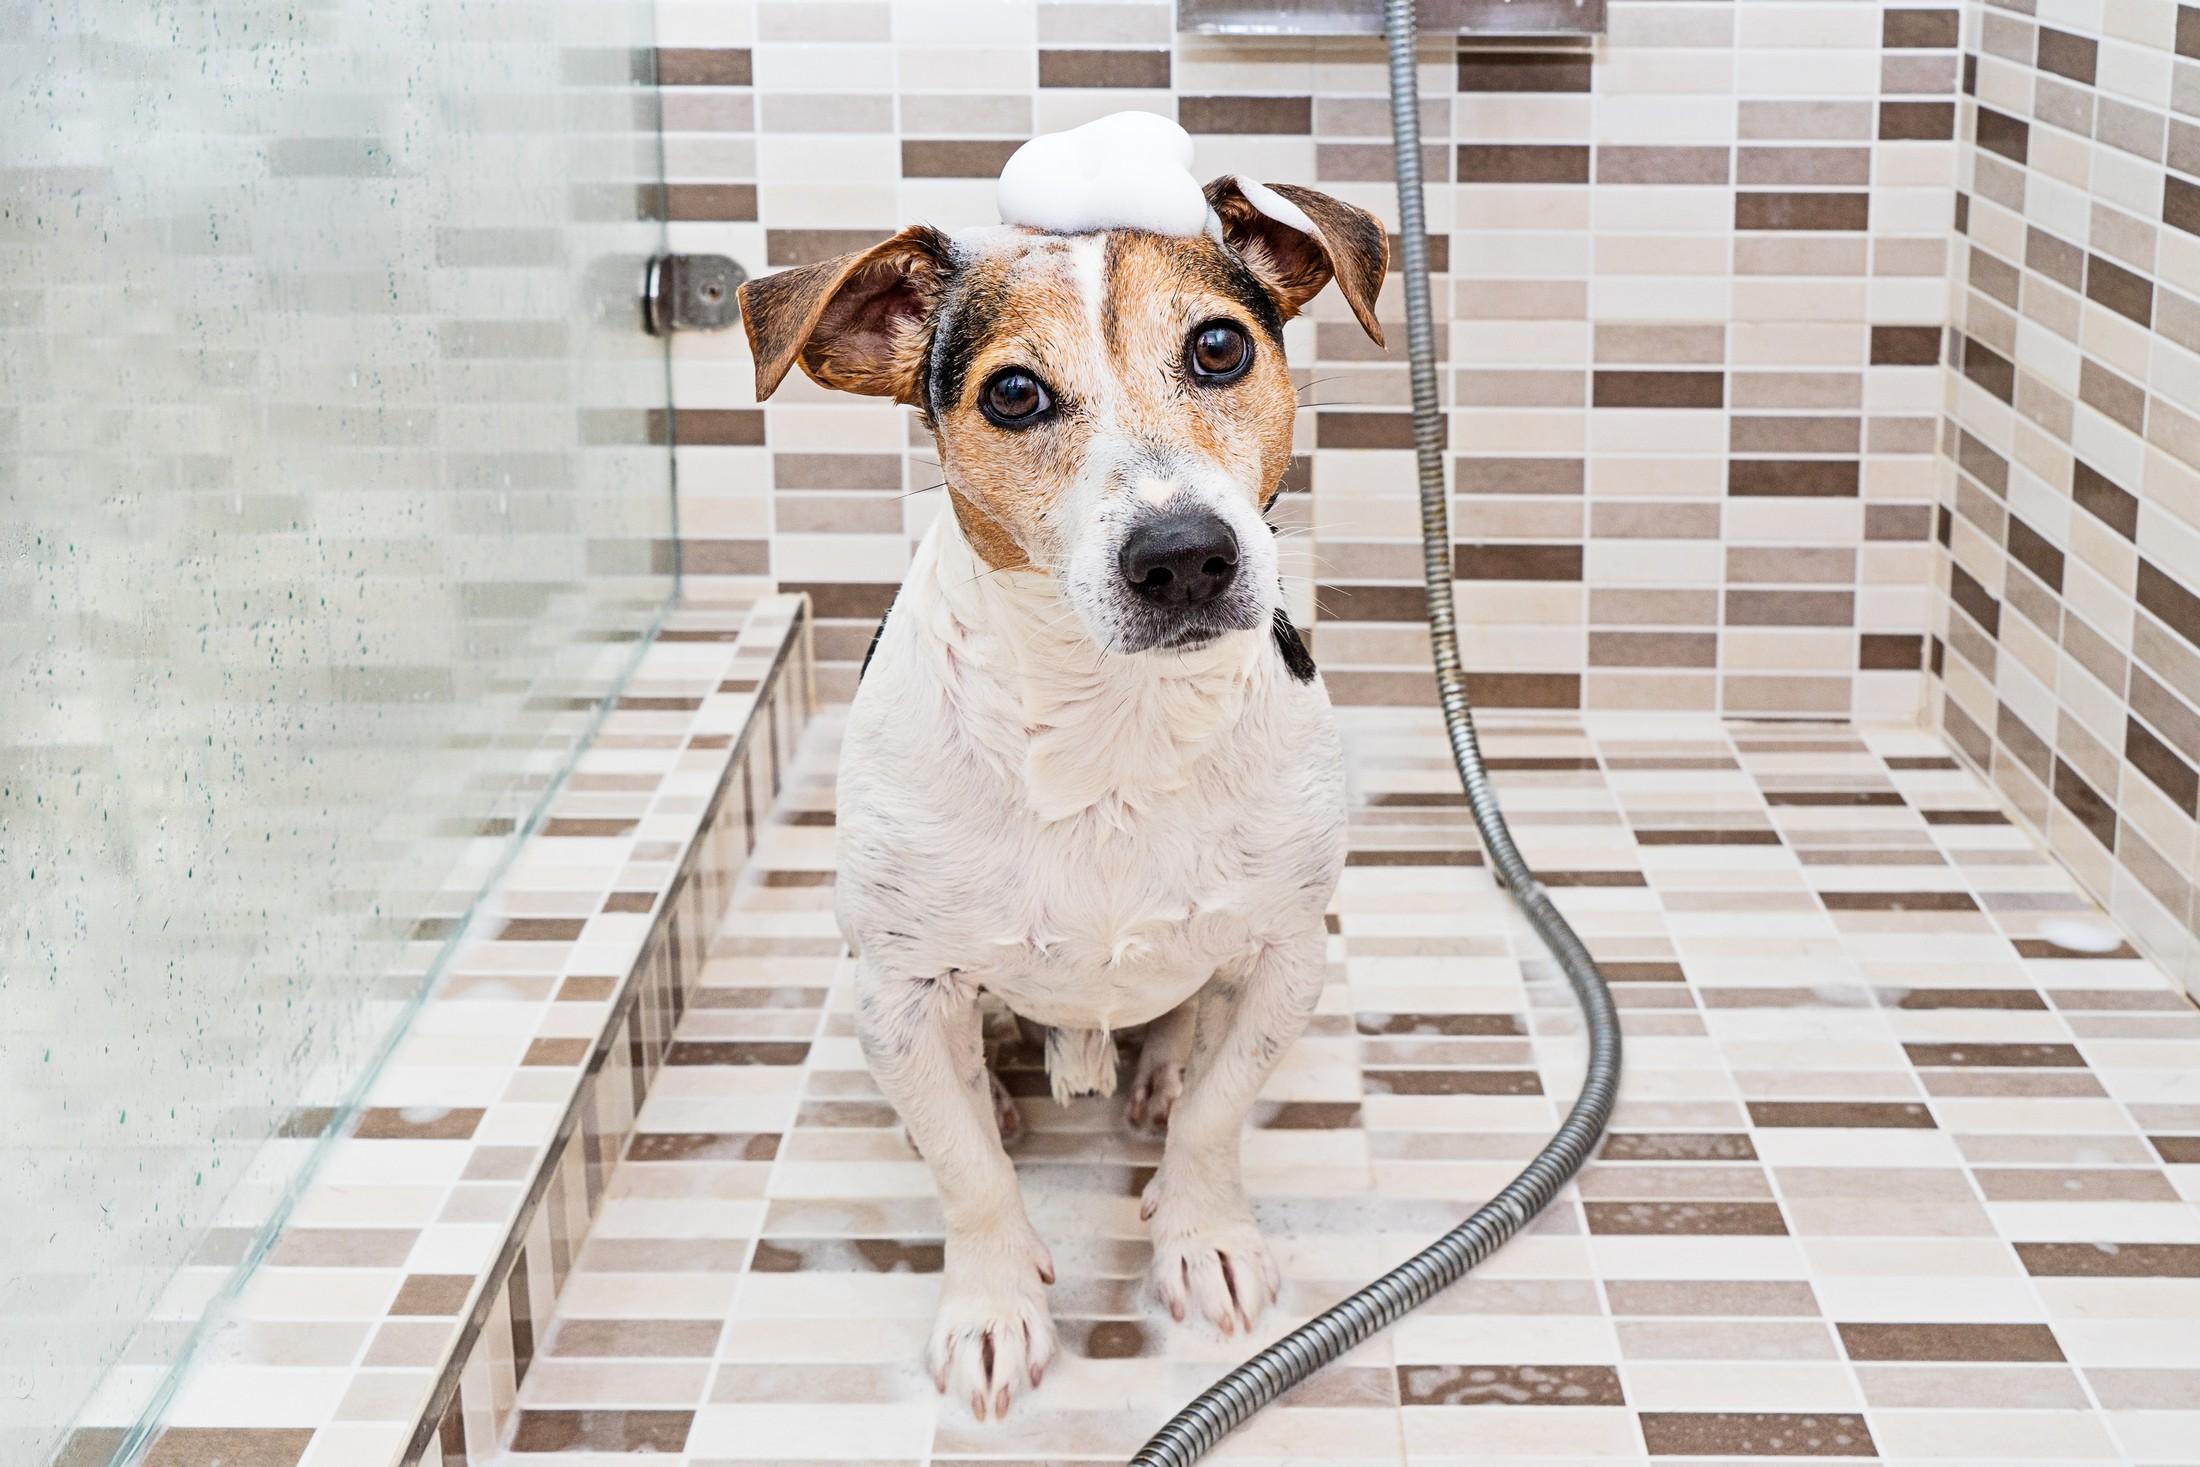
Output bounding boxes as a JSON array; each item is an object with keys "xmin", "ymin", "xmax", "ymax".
[{"xmin": 0, "ymin": 1, "xmax": 678, "ymax": 1459}]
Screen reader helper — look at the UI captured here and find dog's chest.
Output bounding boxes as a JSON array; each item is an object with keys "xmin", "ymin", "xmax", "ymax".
[{"xmin": 837, "ymin": 686, "xmax": 1343, "ymax": 1031}]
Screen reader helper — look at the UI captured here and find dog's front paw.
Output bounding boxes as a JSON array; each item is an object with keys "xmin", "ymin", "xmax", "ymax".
[
  {"xmin": 1142, "ymin": 1185, "xmax": 1280, "ymax": 1336},
  {"xmin": 929, "ymin": 1228, "xmax": 1059, "ymax": 1421}
]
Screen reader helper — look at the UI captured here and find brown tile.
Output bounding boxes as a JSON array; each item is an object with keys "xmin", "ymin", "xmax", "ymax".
[
  {"xmin": 2038, "ymin": 27, "xmax": 2099, "ymax": 84},
  {"xmin": 1458, "ymin": 144, "xmax": 1589, "ymax": 184},
  {"xmin": 2087, "ymin": 253, "xmax": 2155, "ymax": 325},
  {"xmin": 1870, "ymin": 325, "xmax": 1941, "ymax": 365},
  {"xmin": 56, "ymin": 1430, "xmax": 128, "ymax": 1467},
  {"xmin": 1889, "ymin": 988, "xmax": 2044, "ymax": 1010},
  {"xmin": 1396, "ymin": 1363, "xmax": 1625, "ymax": 1406},
  {"xmin": 508, "ymin": 1411, "xmax": 693, "ymax": 1453},
  {"xmin": 664, "ymin": 183, "xmax": 756, "ymax": 222},
  {"xmin": 355, "ymin": 1107, "xmax": 484, "ymax": 1141},
  {"xmin": 1949, "ymin": 563, "xmax": 2001, "ymax": 639},
  {"xmin": 1962, "ymin": 338, "xmax": 2016, "ymax": 402},
  {"xmin": 900, "ymin": 139, "xmax": 1021, "ymax": 179},
  {"xmin": 665, "ymin": 1041, "xmax": 811, "ymax": 1066},
  {"xmin": 1037, "ymin": 49, "xmax": 1169, "ymax": 88},
  {"xmin": 1468, "ymin": 671, "xmax": 1580, "ymax": 709},
  {"xmin": 1636, "ymin": 829, "xmax": 1781, "ymax": 846},
  {"xmin": 2017, "ymin": 1241, "xmax": 2200, "ymax": 1276},
  {"xmin": 2079, "ymin": 357, "xmax": 2146, "ymax": 431},
  {"xmin": 1607, "ymin": 1280, "xmax": 1822, "ymax": 1316},
  {"xmin": 1459, "ymin": 456, "xmax": 1584, "ymax": 494},
  {"xmin": 389, "ymin": 1273, "xmax": 474, "ymax": 1315},
  {"xmin": 1454, "ymin": 544, "xmax": 1583, "ymax": 581},
  {"xmin": 1727, "ymin": 460, "xmax": 1858, "ymax": 497},
  {"xmin": 269, "ymin": 1227, "xmax": 418, "ymax": 1268},
  {"xmin": 652, "ymin": 408, "xmax": 763, "ymax": 447},
  {"xmin": 1640, "ymin": 1412, "xmax": 1874, "ymax": 1456},
  {"xmin": 767, "ymin": 228, "xmax": 890, "ymax": 266},
  {"xmin": 1178, "ymin": 95, "xmax": 1311, "ymax": 134},
  {"xmin": 1318, "ymin": 411, "xmax": 1415, "ymax": 449},
  {"xmin": 1725, "ymin": 590, "xmax": 1855, "ymax": 627},
  {"xmin": 656, "ymin": 48, "xmax": 752, "ymax": 86},
  {"xmin": 1594, "ymin": 370, "xmax": 1724, "ymax": 408},
  {"xmin": 522, "ymin": 1037, "xmax": 591, "ymax": 1066},
  {"xmin": 2128, "ymin": 715, "xmax": 2200, "ymax": 812},
  {"xmin": 2139, "ymin": 559, "xmax": 2200, "ymax": 648},
  {"xmin": 1880, "ymin": 101, "xmax": 1956, "ymax": 139},
  {"xmin": 143, "ymin": 1429, "xmax": 315, "ymax": 1467},
  {"xmin": 1860, "ymin": 633, "xmax": 1924, "ymax": 670},
  {"xmin": 2151, "ymin": 1135, "xmax": 2200, "ymax": 1163},
  {"xmin": 1591, "ymin": 632, "xmax": 1719, "ymax": 669},
  {"xmin": 1356, "ymin": 1013, "xmax": 1525, "ymax": 1037},
  {"xmin": 1260, "ymin": 1101, "xmax": 1363, "ymax": 1129},
  {"xmin": 2005, "ymin": 518, "xmax": 2065, "ymax": 597},
  {"xmin": 627, "ymin": 1131, "xmax": 780, "ymax": 1162},
  {"xmin": 1839, "ymin": 1322, "xmax": 2064, "ymax": 1362},
  {"xmin": 1883, "ymin": 8, "xmax": 1959, "ymax": 47},
  {"xmin": 548, "ymin": 1318, "xmax": 724, "ymax": 1357},
  {"xmin": 1903, "ymin": 1042, "xmax": 2086, "ymax": 1067},
  {"xmin": 2169, "ymin": 174, "xmax": 2200, "ymax": 238},
  {"xmin": 751, "ymin": 1238, "xmax": 945, "ymax": 1272},
  {"xmin": 1364, "ymin": 1069, "xmax": 1544, "ymax": 1096},
  {"xmin": 1748, "ymin": 1101, "xmax": 1936, "ymax": 1128},
  {"xmin": 1600, "ymin": 1132, "xmax": 1758, "ymax": 1162},
  {"xmin": 1584, "ymin": 1201, "xmax": 1788, "ymax": 1236},
  {"xmin": 1597, "ymin": 146, "xmax": 1730, "ymax": 185},
  {"xmin": 2053, "ymin": 757, "xmax": 2119, "ymax": 849},
  {"xmin": 1735, "ymin": 193, "xmax": 1869, "ymax": 231},
  {"xmin": 1737, "ymin": 146, "xmax": 1870, "ymax": 187},
  {"xmin": 1977, "ymin": 106, "xmax": 2030, "ymax": 164},
  {"xmin": 1458, "ymin": 50, "xmax": 1592, "ymax": 92}
]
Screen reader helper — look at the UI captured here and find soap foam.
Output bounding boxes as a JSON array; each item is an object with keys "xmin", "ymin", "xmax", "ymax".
[{"xmin": 996, "ymin": 111, "xmax": 1214, "ymax": 238}]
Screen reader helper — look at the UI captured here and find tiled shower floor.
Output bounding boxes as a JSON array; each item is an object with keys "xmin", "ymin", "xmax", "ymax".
[{"xmin": 495, "ymin": 708, "xmax": 2200, "ymax": 1465}]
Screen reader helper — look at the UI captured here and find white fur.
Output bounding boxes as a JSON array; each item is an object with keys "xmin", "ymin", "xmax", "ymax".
[{"xmin": 838, "ymin": 511, "xmax": 1346, "ymax": 1416}]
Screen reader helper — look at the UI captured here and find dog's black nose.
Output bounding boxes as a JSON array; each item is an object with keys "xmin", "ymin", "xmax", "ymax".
[{"xmin": 1119, "ymin": 511, "xmax": 1239, "ymax": 607}]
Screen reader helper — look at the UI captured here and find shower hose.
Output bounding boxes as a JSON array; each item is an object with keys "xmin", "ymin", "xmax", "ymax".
[{"xmin": 1125, "ymin": 1, "xmax": 1625, "ymax": 1461}]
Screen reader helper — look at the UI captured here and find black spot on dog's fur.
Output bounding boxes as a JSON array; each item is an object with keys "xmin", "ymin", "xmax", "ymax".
[{"xmin": 1270, "ymin": 609, "xmax": 1316, "ymax": 683}]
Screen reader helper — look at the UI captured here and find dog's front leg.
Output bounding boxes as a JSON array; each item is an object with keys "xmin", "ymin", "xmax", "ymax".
[
  {"xmin": 1139, "ymin": 925, "xmax": 1326, "ymax": 1336},
  {"xmin": 853, "ymin": 959, "xmax": 1057, "ymax": 1419}
]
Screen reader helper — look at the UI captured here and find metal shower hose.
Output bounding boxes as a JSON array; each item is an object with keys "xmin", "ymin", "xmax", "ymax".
[{"xmin": 1125, "ymin": 1, "xmax": 1625, "ymax": 1461}]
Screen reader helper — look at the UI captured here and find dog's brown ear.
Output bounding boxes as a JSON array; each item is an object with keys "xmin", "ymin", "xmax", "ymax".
[
  {"xmin": 1205, "ymin": 177, "xmax": 1387, "ymax": 346},
  {"xmin": 737, "ymin": 225, "xmax": 954, "ymax": 403}
]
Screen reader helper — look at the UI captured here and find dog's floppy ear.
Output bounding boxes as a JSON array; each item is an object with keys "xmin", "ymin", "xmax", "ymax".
[
  {"xmin": 737, "ymin": 225, "xmax": 954, "ymax": 403},
  {"xmin": 1205, "ymin": 177, "xmax": 1387, "ymax": 346}
]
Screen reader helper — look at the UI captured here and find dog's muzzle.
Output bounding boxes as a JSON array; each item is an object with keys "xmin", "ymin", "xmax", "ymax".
[{"xmin": 1119, "ymin": 508, "xmax": 1239, "ymax": 610}]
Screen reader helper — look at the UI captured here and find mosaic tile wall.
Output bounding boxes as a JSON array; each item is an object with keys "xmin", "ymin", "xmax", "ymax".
[
  {"xmin": 653, "ymin": 0, "xmax": 1958, "ymax": 715},
  {"xmin": 1935, "ymin": 0, "xmax": 2200, "ymax": 997}
]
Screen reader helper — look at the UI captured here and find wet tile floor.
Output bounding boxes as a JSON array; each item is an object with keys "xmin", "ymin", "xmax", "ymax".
[{"xmin": 494, "ymin": 708, "xmax": 2200, "ymax": 1464}]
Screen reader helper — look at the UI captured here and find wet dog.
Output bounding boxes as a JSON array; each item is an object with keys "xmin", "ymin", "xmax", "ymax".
[{"xmin": 737, "ymin": 176, "xmax": 1386, "ymax": 1419}]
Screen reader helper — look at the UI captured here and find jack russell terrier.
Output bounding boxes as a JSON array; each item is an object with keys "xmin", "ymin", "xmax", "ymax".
[{"xmin": 736, "ymin": 127, "xmax": 1387, "ymax": 1420}]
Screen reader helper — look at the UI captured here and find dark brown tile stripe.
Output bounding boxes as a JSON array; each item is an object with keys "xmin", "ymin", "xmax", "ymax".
[
  {"xmin": 1179, "ymin": 95, "xmax": 1312, "ymax": 134},
  {"xmin": 1594, "ymin": 370, "xmax": 1724, "ymax": 408},
  {"xmin": 1364, "ymin": 1069, "xmax": 1544, "ymax": 1096},
  {"xmin": 1458, "ymin": 144, "xmax": 1590, "ymax": 184},
  {"xmin": 664, "ymin": 183, "xmax": 757, "ymax": 221},
  {"xmin": 664, "ymin": 1040, "xmax": 811, "ymax": 1066},
  {"xmin": 509, "ymin": 1411, "xmax": 692, "ymax": 1453},
  {"xmin": 1458, "ymin": 50, "xmax": 1592, "ymax": 92},
  {"xmin": 142, "ymin": 1430, "xmax": 315, "ymax": 1467},
  {"xmin": 1640, "ymin": 1412, "xmax": 1875, "ymax": 1456},
  {"xmin": 1903, "ymin": 1041, "xmax": 2086, "ymax": 1067},
  {"xmin": 1748, "ymin": 1101, "xmax": 1936, "ymax": 1128},
  {"xmin": 1735, "ymin": 192, "xmax": 1869, "ymax": 230},
  {"xmin": 1600, "ymin": 1132, "xmax": 1759, "ymax": 1161},
  {"xmin": 1839, "ymin": 1322, "xmax": 2064, "ymax": 1362},
  {"xmin": 1396, "ymin": 1363, "xmax": 1625, "ymax": 1406},
  {"xmin": 1037, "ymin": 49, "xmax": 1169, "ymax": 88},
  {"xmin": 1356, "ymin": 1013, "xmax": 1525, "ymax": 1037},
  {"xmin": 1636, "ymin": 828, "xmax": 1783, "ymax": 846},
  {"xmin": 655, "ymin": 48, "xmax": 751, "ymax": 86},
  {"xmin": 2017, "ymin": 1241, "xmax": 2200, "ymax": 1276},
  {"xmin": 1584, "ymin": 1202, "xmax": 1789, "ymax": 1235}
]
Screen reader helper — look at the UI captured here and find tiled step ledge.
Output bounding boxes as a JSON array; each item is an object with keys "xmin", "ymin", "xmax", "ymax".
[{"xmin": 115, "ymin": 595, "xmax": 812, "ymax": 1467}]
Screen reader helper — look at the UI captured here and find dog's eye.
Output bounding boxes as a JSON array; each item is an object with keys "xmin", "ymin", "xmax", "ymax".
[
  {"xmin": 1187, "ymin": 321, "xmax": 1252, "ymax": 383},
  {"xmin": 979, "ymin": 368, "xmax": 1052, "ymax": 428}
]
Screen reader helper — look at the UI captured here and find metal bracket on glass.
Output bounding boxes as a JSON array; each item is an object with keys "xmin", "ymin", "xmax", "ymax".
[
  {"xmin": 1179, "ymin": 0, "xmax": 1603, "ymax": 35},
  {"xmin": 643, "ymin": 253, "xmax": 747, "ymax": 335}
]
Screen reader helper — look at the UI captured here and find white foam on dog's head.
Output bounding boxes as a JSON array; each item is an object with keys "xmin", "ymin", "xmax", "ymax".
[{"xmin": 996, "ymin": 111, "xmax": 1211, "ymax": 237}]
